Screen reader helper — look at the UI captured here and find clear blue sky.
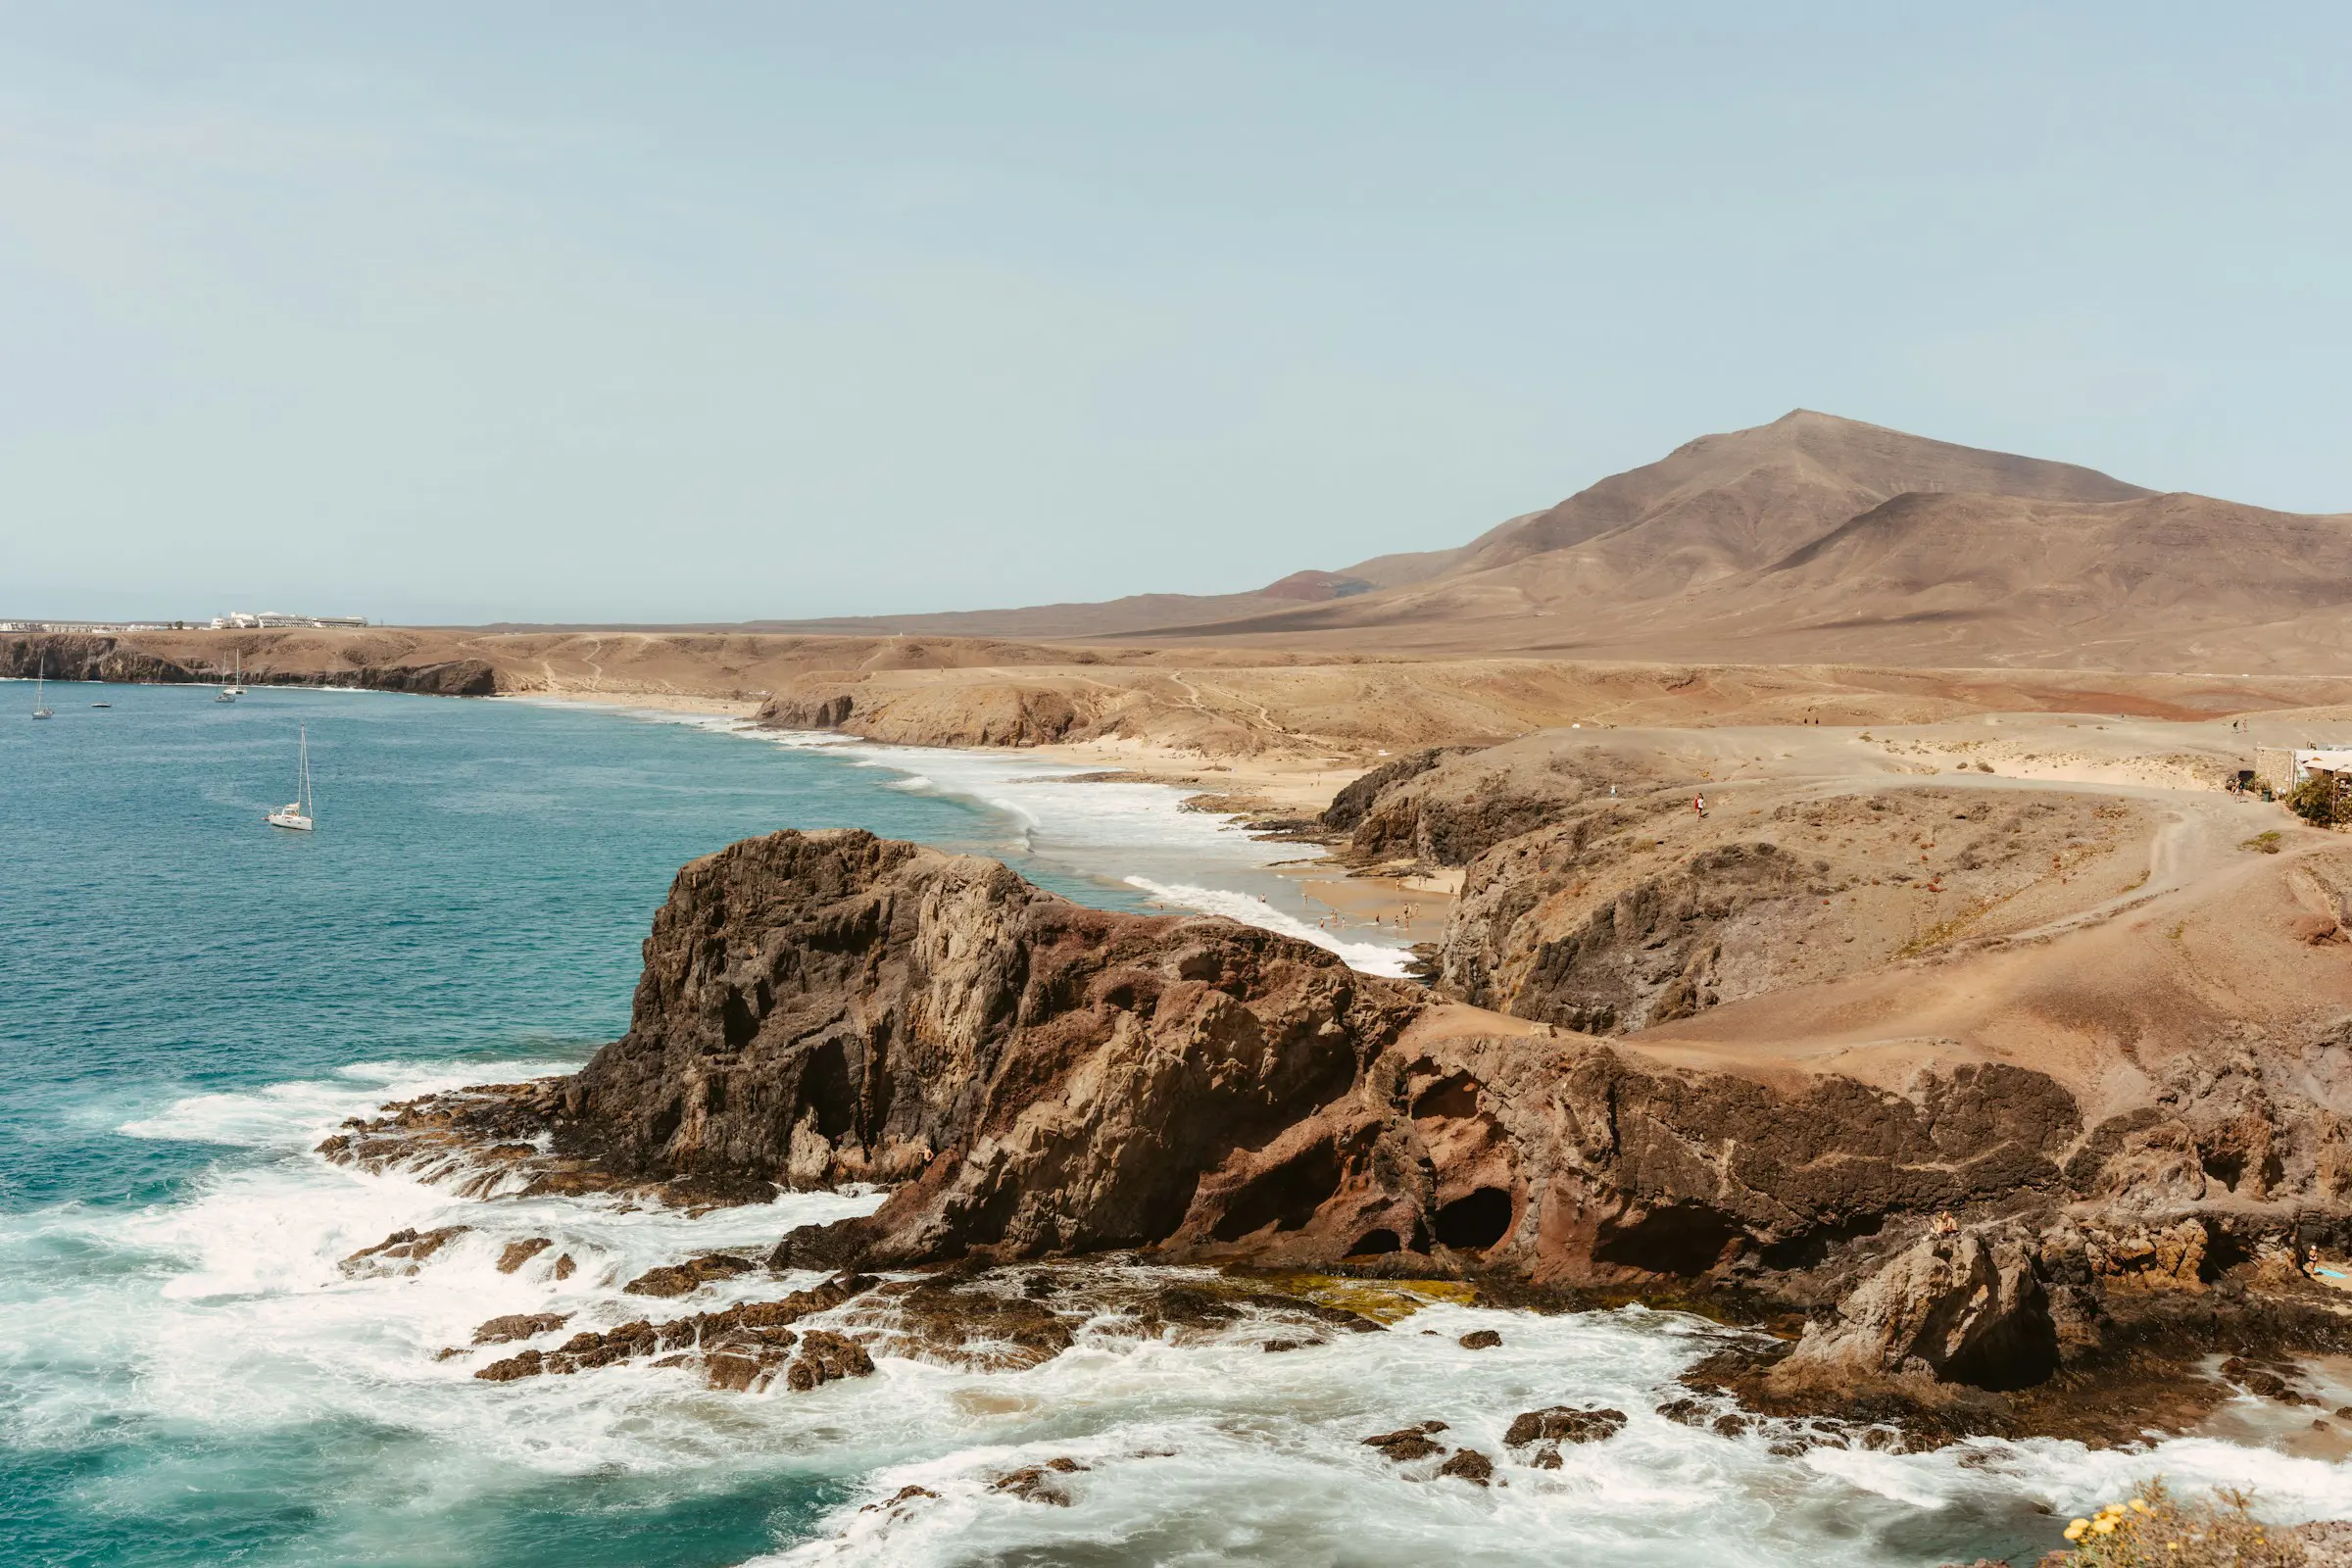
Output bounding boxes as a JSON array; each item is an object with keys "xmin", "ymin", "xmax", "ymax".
[{"xmin": 4, "ymin": 3, "xmax": 2345, "ymax": 624}]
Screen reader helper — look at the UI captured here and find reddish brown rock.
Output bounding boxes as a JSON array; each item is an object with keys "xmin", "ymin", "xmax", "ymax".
[
  {"xmin": 496, "ymin": 1238, "xmax": 553, "ymax": 1274},
  {"xmin": 472, "ymin": 1311, "xmax": 569, "ymax": 1346},
  {"xmin": 1504, "ymin": 1406, "xmax": 1627, "ymax": 1446},
  {"xmin": 989, "ymin": 1456, "xmax": 1089, "ymax": 1505},
  {"xmin": 622, "ymin": 1253, "xmax": 757, "ymax": 1298},
  {"xmin": 1362, "ymin": 1422, "xmax": 1449, "ymax": 1462},
  {"xmin": 1437, "ymin": 1448, "xmax": 1494, "ymax": 1485},
  {"xmin": 340, "ymin": 1226, "xmax": 469, "ymax": 1277}
]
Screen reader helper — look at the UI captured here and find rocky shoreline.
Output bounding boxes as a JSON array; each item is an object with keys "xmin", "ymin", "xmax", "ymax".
[
  {"xmin": 2, "ymin": 632, "xmax": 495, "ymax": 696},
  {"xmin": 321, "ymin": 821, "xmax": 2352, "ymax": 1459}
]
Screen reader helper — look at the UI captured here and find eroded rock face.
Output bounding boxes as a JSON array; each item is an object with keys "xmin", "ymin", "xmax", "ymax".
[
  {"xmin": 559, "ymin": 829, "xmax": 1425, "ymax": 1265},
  {"xmin": 1778, "ymin": 1226, "xmax": 2058, "ymax": 1391},
  {"xmin": 514, "ymin": 829, "xmax": 2092, "ymax": 1287}
]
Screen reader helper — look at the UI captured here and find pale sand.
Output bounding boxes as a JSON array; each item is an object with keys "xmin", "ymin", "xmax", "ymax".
[{"xmin": 493, "ymin": 690, "xmax": 759, "ymax": 718}]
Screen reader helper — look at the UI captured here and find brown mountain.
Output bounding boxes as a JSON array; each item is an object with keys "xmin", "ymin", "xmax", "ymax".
[{"xmin": 753, "ymin": 411, "xmax": 2352, "ymax": 673}]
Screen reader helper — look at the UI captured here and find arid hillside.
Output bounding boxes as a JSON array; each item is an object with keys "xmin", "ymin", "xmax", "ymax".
[{"xmin": 739, "ymin": 410, "xmax": 2352, "ymax": 674}]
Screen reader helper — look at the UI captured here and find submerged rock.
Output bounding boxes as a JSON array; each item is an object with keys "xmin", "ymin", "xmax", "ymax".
[
  {"xmin": 472, "ymin": 1311, "xmax": 569, "ymax": 1346},
  {"xmin": 990, "ymin": 1457, "xmax": 1088, "ymax": 1505},
  {"xmin": 622, "ymin": 1253, "xmax": 757, "ymax": 1298},
  {"xmin": 495, "ymin": 1238, "xmax": 552, "ymax": 1274},
  {"xmin": 472, "ymin": 1272, "xmax": 877, "ymax": 1388},
  {"xmin": 1436, "ymin": 1448, "xmax": 1494, "ymax": 1485},
  {"xmin": 1503, "ymin": 1406, "xmax": 1627, "ymax": 1446},
  {"xmin": 1362, "ymin": 1422, "xmax": 1449, "ymax": 1462},
  {"xmin": 340, "ymin": 1226, "xmax": 469, "ymax": 1278}
]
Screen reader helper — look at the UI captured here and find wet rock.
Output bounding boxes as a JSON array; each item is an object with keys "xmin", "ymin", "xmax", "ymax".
[
  {"xmin": 861, "ymin": 1485, "xmax": 939, "ymax": 1513},
  {"xmin": 470, "ymin": 1272, "xmax": 878, "ymax": 1388},
  {"xmin": 990, "ymin": 1457, "xmax": 1088, "ymax": 1505},
  {"xmin": 1656, "ymin": 1396, "xmax": 1710, "ymax": 1427},
  {"xmin": 1263, "ymin": 1339, "xmax": 1307, "ymax": 1352},
  {"xmin": 475, "ymin": 1348, "xmax": 543, "ymax": 1382},
  {"xmin": 1458, "ymin": 1329, "xmax": 1502, "ymax": 1349},
  {"xmin": 858, "ymin": 1279, "xmax": 1077, "ymax": 1370},
  {"xmin": 1777, "ymin": 1225, "xmax": 2057, "ymax": 1391},
  {"xmin": 1362, "ymin": 1421, "xmax": 1449, "ymax": 1462},
  {"xmin": 782, "ymin": 1329, "xmax": 875, "ymax": 1392},
  {"xmin": 1528, "ymin": 1445, "xmax": 1563, "ymax": 1469},
  {"xmin": 340, "ymin": 1225, "xmax": 470, "ymax": 1277},
  {"xmin": 1437, "ymin": 1448, "xmax": 1494, "ymax": 1486},
  {"xmin": 704, "ymin": 1352, "xmax": 773, "ymax": 1392},
  {"xmin": 551, "ymin": 1253, "xmax": 576, "ymax": 1281},
  {"xmin": 472, "ymin": 1311, "xmax": 570, "ymax": 1346},
  {"xmin": 496, "ymin": 1238, "xmax": 553, "ymax": 1274},
  {"xmin": 1504, "ymin": 1406, "xmax": 1627, "ymax": 1446},
  {"xmin": 622, "ymin": 1253, "xmax": 757, "ymax": 1298},
  {"xmin": 2222, "ymin": 1356, "xmax": 2315, "ymax": 1405}
]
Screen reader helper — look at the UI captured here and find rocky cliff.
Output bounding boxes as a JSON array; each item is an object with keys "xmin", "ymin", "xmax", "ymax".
[
  {"xmin": 320, "ymin": 819, "xmax": 2352, "ymax": 1438},
  {"xmin": 1, "ymin": 634, "xmax": 496, "ymax": 696},
  {"xmin": 506, "ymin": 830, "xmax": 2105, "ymax": 1285}
]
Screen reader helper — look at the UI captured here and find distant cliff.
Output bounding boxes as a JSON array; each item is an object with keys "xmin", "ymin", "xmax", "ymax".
[{"xmin": 1, "ymin": 634, "xmax": 495, "ymax": 697}]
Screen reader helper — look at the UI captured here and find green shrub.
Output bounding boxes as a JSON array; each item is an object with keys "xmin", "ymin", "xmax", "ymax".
[{"xmin": 2288, "ymin": 775, "xmax": 2352, "ymax": 827}]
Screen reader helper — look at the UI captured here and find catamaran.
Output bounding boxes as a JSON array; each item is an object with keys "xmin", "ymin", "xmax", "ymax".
[
  {"xmin": 217, "ymin": 651, "xmax": 243, "ymax": 703},
  {"xmin": 267, "ymin": 726, "xmax": 316, "ymax": 832},
  {"xmin": 29, "ymin": 657, "xmax": 52, "ymax": 720}
]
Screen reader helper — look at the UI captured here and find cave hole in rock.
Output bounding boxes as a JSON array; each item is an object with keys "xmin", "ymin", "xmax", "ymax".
[
  {"xmin": 1592, "ymin": 1202, "xmax": 1743, "ymax": 1276},
  {"xmin": 1757, "ymin": 1212, "xmax": 1884, "ymax": 1272},
  {"xmin": 647, "ymin": 1096, "xmax": 683, "ymax": 1148},
  {"xmin": 2200, "ymin": 1225, "xmax": 2252, "ymax": 1281},
  {"xmin": 1432, "ymin": 1188, "xmax": 1514, "ymax": 1251},
  {"xmin": 1346, "ymin": 1228, "xmax": 1402, "ymax": 1257},
  {"xmin": 2200, "ymin": 1148, "xmax": 2246, "ymax": 1192},
  {"xmin": 1411, "ymin": 1073, "xmax": 1485, "ymax": 1122},
  {"xmin": 800, "ymin": 1039, "xmax": 858, "ymax": 1141},
  {"xmin": 1210, "ymin": 1140, "xmax": 1343, "ymax": 1242},
  {"xmin": 1938, "ymin": 1302, "xmax": 2061, "ymax": 1391},
  {"xmin": 721, "ymin": 987, "xmax": 760, "ymax": 1050}
]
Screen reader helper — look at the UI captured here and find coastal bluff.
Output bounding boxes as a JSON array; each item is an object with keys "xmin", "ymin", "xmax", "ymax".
[
  {"xmin": 326, "ymin": 825, "xmax": 2352, "ymax": 1438},
  {"xmin": 548, "ymin": 829, "xmax": 2081, "ymax": 1284}
]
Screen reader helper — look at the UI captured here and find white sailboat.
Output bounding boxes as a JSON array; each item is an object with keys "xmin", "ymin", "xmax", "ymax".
[
  {"xmin": 267, "ymin": 726, "xmax": 316, "ymax": 832},
  {"xmin": 216, "ymin": 651, "xmax": 242, "ymax": 703},
  {"xmin": 29, "ymin": 656, "xmax": 52, "ymax": 719}
]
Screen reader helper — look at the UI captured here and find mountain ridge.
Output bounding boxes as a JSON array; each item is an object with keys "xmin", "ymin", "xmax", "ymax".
[{"xmin": 739, "ymin": 410, "xmax": 2351, "ymax": 671}]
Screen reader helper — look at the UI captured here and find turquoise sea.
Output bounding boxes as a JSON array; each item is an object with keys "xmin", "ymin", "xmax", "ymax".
[{"xmin": 5, "ymin": 683, "xmax": 2344, "ymax": 1567}]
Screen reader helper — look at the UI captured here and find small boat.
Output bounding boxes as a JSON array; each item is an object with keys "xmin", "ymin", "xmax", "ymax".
[
  {"xmin": 267, "ymin": 726, "xmax": 317, "ymax": 832},
  {"xmin": 217, "ymin": 651, "xmax": 242, "ymax": 703},
  {"xmin": 29, "ymin": 658, "xmax": 52, "ymax": 720},
  {"xmin": 90, "ymin": 703, "xmax": 111, "ymax": 710}
]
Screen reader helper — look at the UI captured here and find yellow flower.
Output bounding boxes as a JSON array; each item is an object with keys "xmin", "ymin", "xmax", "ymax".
[
  {"xmin": 2065, "ymin": 1520, "xmax": 2089, "ymax": 1541},
  {"xmin": 2094, "ymin": 1518, "xmax": 2117, "ymax": 1534},
  {"xmin": 2132, "ymin": 1499, "xmax": 2153, "ymax": 1513}
]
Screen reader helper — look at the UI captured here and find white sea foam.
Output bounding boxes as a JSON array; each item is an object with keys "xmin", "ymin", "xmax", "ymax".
[
  {"xmin": 10, "ymin": 1058, "xmax": 2352, "ymax": 1565},
  {"xmin": 1123, "ymin": 875, "xmax": 1416, "ymax": 977},
  {"xmin": 749, "ymin": 1297, "xmax": 2352, "ymax": 1566}
]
